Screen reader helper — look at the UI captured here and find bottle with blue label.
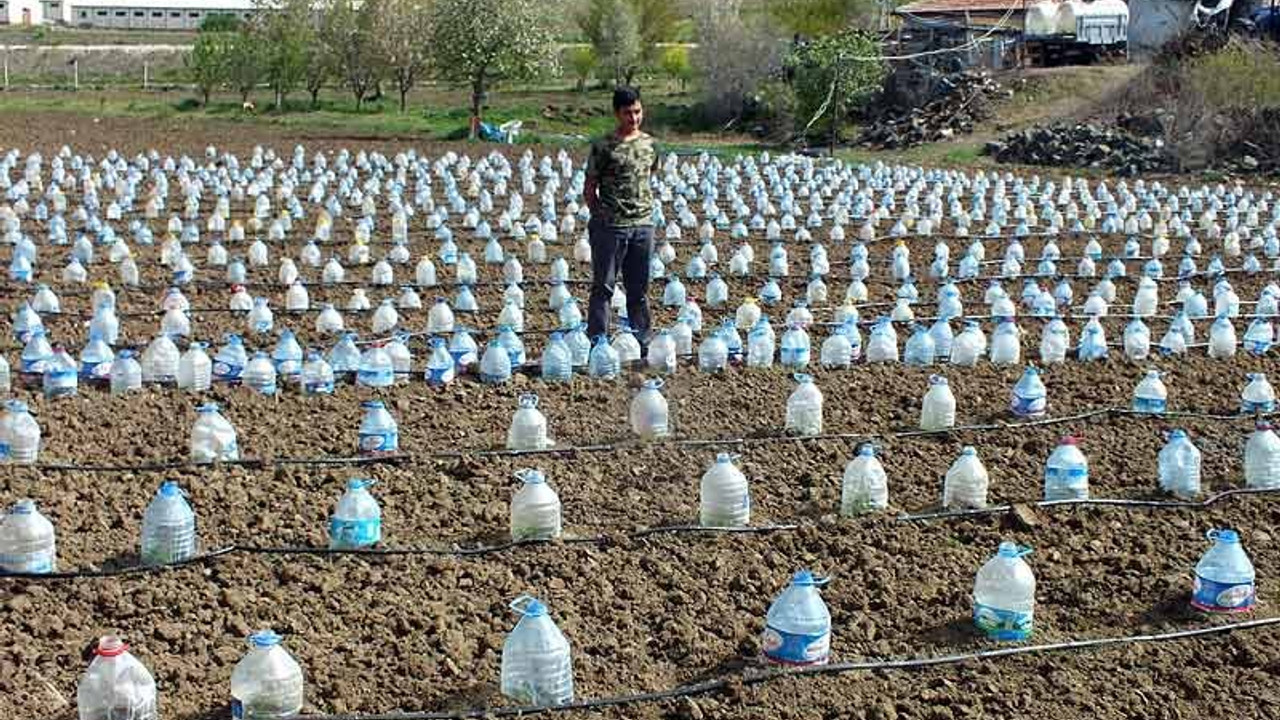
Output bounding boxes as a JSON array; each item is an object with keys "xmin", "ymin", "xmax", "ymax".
[
  {"xmin": 43, "ymin": 346, "xmax": 79, "ymax": 400},
  {"xmin": 1241, "ymin": 373, "xmax": 1276, "ymax": 414},
  {"xmin": 358, "ymin": 400, "xmax": 399, "ymax": 456},
  {"xmin": 20, "ymin": 327, "xmax": 53, "ymax": 384},
  {"xmin": 426, "ymin": 338, "xmax": 456, "ymax": 386},
  {"xmin": 1010, "ymin": 366, "xmax": 1047, "ymax": 418},
  {"xmin": 1132, "ymin": 369, "xmax": 1168, "ymax": 414},
  {"xmin": 329, "ymin": 333, "xmax": 361, "ymax": 380},
  {"xmin": 0, "ymin": 499, "xmax": 57, "ymax": 574},
  {"xmin": 973, "ymin": 541, "xmax": 1035, "ymax": 641},
  {"xmin": 213, "ymin": 334, "xmax": 247, "ymax": 384},
  {"xmin": 272, "ymin": 329, "xmax": 303, "ymax": 380},
  {"xmin": 500, "ymin": 595, "xmax": 574, "ymax": 706},
  {"xmin": 79, "ymin": 330, "xmax": 115, "ymax": 385},
  {"xmin": 588, "ymin": 335, "xmax": 620, "ymax": 379},
  {"xmin": 356, "ymin": 344, "xmax": 395, "ymax": 388},
  {"xmin": 450, "ymin": 327, "xmax": 480, "ymax": 370},
  {"xmin": 1044, "ymin": 436, "xmax": 1089, "ymax": 500},
  {"xmin": 1191, "ymin": 529, "xmax": 1256, "ymax": 614},
  {"xmin": 301, "ymin": 351, "xmax": 335, "ymax": 395},
  {"xmin": 761, "ymin": 570, "xmax": 831, "ymax": 666},
  {"xmin": 329, "ymin": 479, "xmax": 382, "ymax": 550}
]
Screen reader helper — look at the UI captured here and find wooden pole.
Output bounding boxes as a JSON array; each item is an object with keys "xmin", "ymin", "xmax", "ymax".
[
  {"xmin": 144, "ymin": 61, "xmax": 149, "ymax": 90},
  {"xmin": 3, "ymin": 51, "xmax": 8, "ymax": 91},
  {"xmin": 73, "ymin": 58, "xmax": 78, "ymax": 91}
]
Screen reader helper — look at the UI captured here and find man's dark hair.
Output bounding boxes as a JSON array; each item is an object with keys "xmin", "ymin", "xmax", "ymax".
[{"xmin": 612, "ymin": 86, "xmax": 642, "ymax": 111}]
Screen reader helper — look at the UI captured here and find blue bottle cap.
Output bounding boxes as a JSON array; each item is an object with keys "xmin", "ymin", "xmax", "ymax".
[
  {"xmin": 158, "ymin": 481, "xmax": 182, "ymax": 497},
  {"xmin": 197, "ymin": 403, "xmax": 219, "ymax": 413},
  {"xmin": 1211, "ymin": 529, "xmax": 1240, "ymax": 544},
  {"xmin": 11, "ymin": 498, "xmax": 36, "ymax": 514},
  {"xmin": 249, "ymin": 630, "xmax": 282, "ymax": 648},
  {"xmin": 347, "ymin": 478, "xmax": 374, "ymax": 492},
  {"xmin": 361, "ymin": 400, "xmax": 384, "ymax": 410}
]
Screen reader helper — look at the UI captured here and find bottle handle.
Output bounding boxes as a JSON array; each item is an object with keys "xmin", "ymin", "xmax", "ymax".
[
  {"xmin": 1205, "ymin": 529, "xmax": 1220, "ymax": 543},
  {"xmin": 508, "ymin": 594, "xmax": 536, "ymax": 615}
]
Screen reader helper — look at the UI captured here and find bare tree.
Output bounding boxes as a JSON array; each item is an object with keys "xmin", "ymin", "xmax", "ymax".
[
  {"xmin": 373, "ymin": 0, "xmax": 433, "ymax": 113},
  {"xmin": 692, "ymin": 0, "xmax": 784, "ymax": 123},
  {"xmin": 318, "ymin": 0, "xmax": 382, "ymax": 110}
]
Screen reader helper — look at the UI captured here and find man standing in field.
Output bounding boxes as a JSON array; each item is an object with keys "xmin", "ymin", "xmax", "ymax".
[{"xmin": 584, "ymin": 86, "xmax": 659, "ymax": 349}]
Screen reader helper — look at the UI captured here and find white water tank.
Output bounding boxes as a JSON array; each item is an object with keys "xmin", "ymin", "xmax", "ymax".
[
  {"xmin": 1026, "ymin": 1, "xmax": 1061, "ymax": 36},
  {"xmin": 1056, "ymin": 0, "xmax": 1083, "ymax": 35},
  {"xmin": 1074, "ymin": 0, "xmax": 1129, "ymax": 44}
]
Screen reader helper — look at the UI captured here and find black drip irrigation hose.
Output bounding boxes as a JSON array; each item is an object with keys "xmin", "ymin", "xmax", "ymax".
[
  {"xmin": 10, "ymin": 405, "xmax": 1273, "ymax": 473},
  {"xmin": 10, "ymin": 485, "xmax": 1280, "ymax": 581},
  {"xmin": 284, "ymin": 617, "xmax": 1280, "ymax": 720}
]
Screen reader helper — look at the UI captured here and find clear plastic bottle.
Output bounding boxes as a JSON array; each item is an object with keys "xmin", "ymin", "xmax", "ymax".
[
  {"xmin": 866, "ymin": 320, "xmax": 899, "ymax": 364},
  {"xmin": 301, "ymin": 351, "xmax": 335, "ymax": 396},
  {"xmin": 20, "ymin": 327, "xmax": 53, "ymax": 382},
  {"xmin": 480, "ymin": 339, "xmax": 514, "ymax": 384},
  {"xmin": 0, "ymin": 498, "xmax": 56, "ymax": 573},
  {"xmin": 1044, "ymin": 436, "xmax": 1089, "ymax": 501},
  {"xmin": 358, "ymin": 400, "xmax": 399, "ymax": 456},
  {"xmin": 230, "ymin": 630, "xmax": 304, "ymax": 720},
  {"xmin": 697, "ymin": 331, "xmax": 729, "ymax": 373},
  {"xmin": 329, "ymin": 333, "xmax": 361, "ymax": 379},
  {"xmin": 76, "ymin": 636, "xmax": 157, "ymax": 720},
  {"xmin": 919, "ymin": 374, "xmax": 957, "ymax": 431},
  {"xmin": 1132, "ymin": 369, "xmax": 1168, "ymax": 414},
  {"xmin": 213, "ymin": 334, "xmax": 248, "ymax": 384},
  {"xmin": 1191, "ymin": 529, "xmax": 1256, "ymax": 613},
  {"xmin": 785, "ymin": 373, "xmax": 823, "ymax": 436},
  {"xmin": 1209, "ymin": 316, "xmax": 1237, "ymax": 359},
  {"xmin": 190, "ymin": 403, "xmax": 239, "ymax": 464},
  {"xmin": 43, "ymin": 345, "xmax": 79, "ymax": 399},
  {"xmin": 1241, "ymin": 373, "xmax": 1276, "ymax": 414},
  {"xmin": 500, "ymin": 595, "xmax": 574, "ymax": 706},
  {"xmin": 973, "ymin": 541, "xmax": 1036, "ymax": 641},
  {"xmin": 989, "ymin": 319, "xmax": 1020, "ymax": 366},
  {"xmin": 1010, "ymin": 366, "xmax": 1047, "ymax": 418},
  {"xmin": 611, "ymin": 326, "xmax": 642, "ymax": 367},
  {"xmin": 79, "ymin": 331, "xmax": 115, "ymax": 385},
  {"xmin": 903, "ymin": 324, "xmax": 937, "ymax": 366},
  {"xmin": 510, "ymin": 469, "xmax": 562, "ymax": 541},
  {"xmin": 242, "ymin": 352, "xmax": 278, "ymax": 396},
  {"xmin": 1244, "ymin": 421, "xmax": 1280, "ymax": 490},
  {"xmin": 761, "ymin": 570, "xmax": 831, "ymax": 666},
  {"xmin": 542, "ymin": 332, "xmax": 574, "ymax": 382},
  {"xmin": 247, "ymin": 297, "xmax": 274, "ymax": 335},
  {"xmin": 1158, "ymin": 429, "xmax": 1202, "ymax": 499},
  {"xmin": 841, "ymin": 445, "xmax": 889, "ymax": 515},
  {"xmin": 779, "ymin": 324, "xmax": 812, "ymax": 369},
  {"xmin": 820, "ymin": 326, "xmax": 853, "ymax": 369},
  {"xmin": 700, "ymin": 453, "xmax": 750, "ymax": 527},
  {"xmin": 356, "ymin": 344, "xmax": 395, "ymax": 388},
  {"xmin": 1039, "ymin": 317, "xmax": 1069, "ymax": 364},
  {"xmin": 588, "ymin": 336, "xmax": 620, "ymax": 379},
  {"xmin": 273, "ymin": 330, "xmax": 304, "ymax": 381},
  {"xmin": 425, "ymin": 338, "xmax": 456, "ymax": 386},
  {"xmin": 943, "ymin": 446, "xmax": 989, "ymax": 509},
  {"xmin": 630, "ymin": 378, "xmax": 670, "ymax": 440},
  {"xmin": 508, "ymin": 394, "xmax": 552, "ymax": 451},
  {"xmin": 329, "ymin": 479, "xmax": 382, "ymax": 550},
  {"xmin": 141, "ymin": 481, "xmax": 198, "ymax": 565}
]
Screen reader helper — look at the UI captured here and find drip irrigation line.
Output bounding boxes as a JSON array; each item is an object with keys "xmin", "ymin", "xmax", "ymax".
[
  {"xmin": 12, "ymin": 405, "xmax": 1274, "ymax": 474},
  {"xmin": 284, "ymin": 617, "xmax": 1280, "ymax": 720},
  {"xmin": 896, "ymin": 487, "xmax": 1280, "ymax": 521}
]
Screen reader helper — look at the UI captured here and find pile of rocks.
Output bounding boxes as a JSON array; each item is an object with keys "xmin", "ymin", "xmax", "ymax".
[
  {"xmin": 858, "ymin": 72, "xmax": 1006, "ymax": 149},
  {"xmin": 984, "ymin": 123, "xmax": 1175, "ymax": 176}
]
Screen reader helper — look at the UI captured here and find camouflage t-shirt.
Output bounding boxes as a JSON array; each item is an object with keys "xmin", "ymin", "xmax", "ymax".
[{"xmin": 585, "ymin": 132, "xmax": 658, "ymax": 228}]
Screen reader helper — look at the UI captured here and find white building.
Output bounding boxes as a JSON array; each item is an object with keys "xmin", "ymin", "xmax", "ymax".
[{"xmin": 0, "ymin": 0, "xmax": 257, "ymax": 28}]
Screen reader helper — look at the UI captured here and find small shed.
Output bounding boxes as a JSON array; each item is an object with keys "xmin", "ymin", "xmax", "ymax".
[{"xmin": 894, "ymin": 0, "xmax": 1027, "ymax": 69}]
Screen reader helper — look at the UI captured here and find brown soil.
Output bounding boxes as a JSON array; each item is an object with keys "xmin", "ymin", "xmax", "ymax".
[{"xmin": 2, "ymin": 111, "xmax": 1280, "ymax": 720}]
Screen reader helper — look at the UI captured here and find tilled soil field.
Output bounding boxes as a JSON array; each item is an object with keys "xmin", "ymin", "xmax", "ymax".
[{"xmin": 2, "ymin": 115, "xmax": 1280, "ymax": 720}]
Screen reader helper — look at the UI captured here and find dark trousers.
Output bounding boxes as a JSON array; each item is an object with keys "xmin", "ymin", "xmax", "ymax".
[{"xmin": 586, "ymin": 219, "xmax": 654, "ymax": 344}]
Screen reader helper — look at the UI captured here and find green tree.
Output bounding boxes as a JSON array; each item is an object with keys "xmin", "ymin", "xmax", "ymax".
[
  {"xmin": 250, "ymin": 0, "xmax": 312, "ymax": 110},
  {"xmin": 318, "ymin": 0, "xmax": 383, "ymax": 110},
  {"xmin": 564, "ymin": 46, "xmax": 598, "ymax": 92},
  {"xmin": 226, "ymin": 30, "xmax": 266, "ymax": 104},
  {"xmin": 373, "ymin": 0, "xmax": 433, "ymax": 113},
  {"xmin": 429, "ymin": 0, "xmax": 557, "ymax": 139},
  {"xmin": 580, "ymin": 0, "xmax": 641, "ymax": 85},
  {"xmin": 200, "ymin": 12, "xmax": 242, "ymax": 32},
  {"xmin": 785, "ymin": 28, "xmax": 885, "ymax": 148},
  {"xmin": 768, "ymin": 0, "xmax": 880, "ymax": 36},
  {"xmin": 186, "ymin": 31, "xmax": 233, "ymax": 106},
  {"xmin": 632, "ymin": 0, "xmax": 684, "ymax": 68},
  {"xmin": 659, "ymin": 46, "xmax": 692, "ymax": 91}
]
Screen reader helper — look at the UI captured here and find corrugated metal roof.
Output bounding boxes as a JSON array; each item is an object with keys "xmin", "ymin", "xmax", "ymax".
[{"xmin": 896, "ymin": 0, "xmax": 1026, "ymax": 15}]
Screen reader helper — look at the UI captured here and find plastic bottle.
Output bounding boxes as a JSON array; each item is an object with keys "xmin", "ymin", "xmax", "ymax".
[
  {"xmin": 1244, "ymin": 421, "xmax": 1280, "ymax": 490},
  {"xmin": 697, "ymin": 331, "xmax": 730, "ymax": 373},
  {"xmin": 190, "ymin": 403, "xmax": 239, "ymax": 463},
  {"xmin": 1158, "ymin": 429, "xmax": 1202, "ymax": 499},
  {"xmin": 272, "ymin": 330, "xmax": 303, "ymax": 381},
  {"xmin": 43, "ymin": 346, "xmax": 79, "ymax": 399},
  {"xmin": 241, "ymin": 352, "xmax": 277, "ymax": 396},
  {"xmin": 1010, "ymin": 366, "xmax": 1047, "ymax": 418},
  {"xmin": 508, "ymin": 394, "xmax": 552, "ymax": 451},
  {"xmin": 949, "ymin": 322, "xmax": 982, "ymax": 367},
  {"xmin": 79, "ymin": 331, "xmax": 115, "ymax": 384},
  {"xmin": 973, "ymin": 542, "xmax": 1036, "ymax": 641},
  {"xmin": 1241, "ymin": 373, "xmax": 1276, "ymax": 414},
  {"xmin": 480, "ymin": 339, "xmax": 514, "ymax": 385},
  {"xmin": 1039, "ymin": 317, "xmax": 1069, "ymax": 364},
  {"xmin": 301, "ymin": 351, "xmax": 335, "ymax": 395},
  {"xmin": 841, "ymin": 445, "xmax": 889, "ymax": 515},
  {"xmin": 0, "ymin": 355, "xmax": 9, "ymax": 396},
  {"xmin": 746, "ymin": 320, "xmax": 775, "ymax": 369},
  {"xmin": 358, "ymin": 400, "xmax": 399, "ymax": 456},
  {"xmin": 329, "ymin": 479, "xmax": 382, "ymax": 550},
  {"xmin": 866, "ymin": 319, "xmax": 899, "ymax": 364},
  {"xmin": 903, "ymin": 324, "xmax": 936, "ymax": 366},
  {"xmin": 820, "ymin": 325, "xmax": 854, "ymax": 369},
  {"xmin": 356, "ymin": 344, "xmax": 395, "ymax": 388},
  {"xmin": 1209, "ymin": 316, "xmax": 1237, "ymax": 359},
  {"xmin": 423, "ymin": 338, "xmax": 455, "ymax": 387},
  {"xmin": 785, "ymin": 373, "xmax": 823, "ymax": 436},
  {"xmin": 20, "ymin": 327, "xmax": 53, "ymax": 382},
  {"xmin": 542, "ymin": 332, "xmax": 574, "ymax": 382},
  {"xmin": 1044, "ymin": 436, "xmax": 1089, "ymax": 501},
  {"xmin": 140, "ymin": 481, "xmax": 198, "ymax": 565},
  {"xmin": 919, "ymin": 374, "xmax": 957, "ymax": 431},
  {"xmin": 510, "ymin": 469, "xmax": 562, "ymax": 541},
  {"xmin": 1191, "ymin": 529, "xmax": 1256, "ymax": 613},
  {"xmin": 76, "ymin": 636, "xmax": 157, "ymax": 720},
  {"xmin": 0, "ymin": 498, "xmax": 56, "ymax": 573},
  {"xmin": 630, "ymin": 378, "xmax": 669, "ymax": 440},
  {"xmin": 943, "ymin": 446, "xmax": 989, "ymax": 509},
  {"xmin": 1132, "ymin": 369, "xmax": 1168, "ymax": 414},
  {"xmin": 988, "ymin": 319, "xmax": 1020, "ymax": 366},
  {"xmin": 329, "ymin": 333, "xmax": 361, "ymax": 379},
  {"xmin": 700, "ymin": 453, "xmax": 750, "ymax": 527},
  {"xmin": 230, "ymin": 630, "xmax": 304, "ymax": 720},
  {"xmin": 500, "ymin": 595, "xmax": 574, "ymax": 707},
  {"xmin": 213, "ymin": 334, "xmax": 248, "ymax": 384},
  {"xmin": 588, "ymin": 336, "xmax": 620, "ymax": 379},
  {"xmin": 761, "ymin": 570, "xmax": 831, "ymax": 666}
]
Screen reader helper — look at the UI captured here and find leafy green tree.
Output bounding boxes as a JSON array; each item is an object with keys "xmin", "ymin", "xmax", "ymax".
[
  {"xmin": 768, "ymin": 0, "xmax": 880, "ymax": 36},
  {"xmin": 250, "ymin": 0, "xmax": 312, "ymax": 110},
  {"xmin": 564, "ymin": 46, "xmax": 598, "ymax": 92},
  {"xmin": 632, "ymin": 0, "xmax": 684, "ymax": 68},
  {"xmin": 318, "ymin": 0, "xmax": 383, "ymax": 110},
  {"xmin": 785, "ymin": 28, "xmax": 885, "ymax": 147},
  {"xmin": 429, "ymin": 0, "xmax": 557, "ymax": 139},
  {"xmin": 660, "ymin": 46, "xmax": 692, "ymax": 91},
  {"xmin": 186, "ymin": 31, "xmax": 233, "ymax": 106},
  {"xmin": 226, "ymin": 30, "xmax": 265, "ymax": 105},
  {"xmin": 580, "ymin": 0, "xmax": 641, "ymax": 85},
  {"xmin": 200, "ymin": 13, "xmax": 242, "ymax": 32}
]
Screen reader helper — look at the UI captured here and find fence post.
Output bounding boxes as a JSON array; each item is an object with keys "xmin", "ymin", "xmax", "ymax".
[
  {"xmin": 3, "ymin": 50, "xmax": 8, "ymax": 91},
  {"xmin": 144, "ymin": 61, "xmax": 149, "ymax": 90}
]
